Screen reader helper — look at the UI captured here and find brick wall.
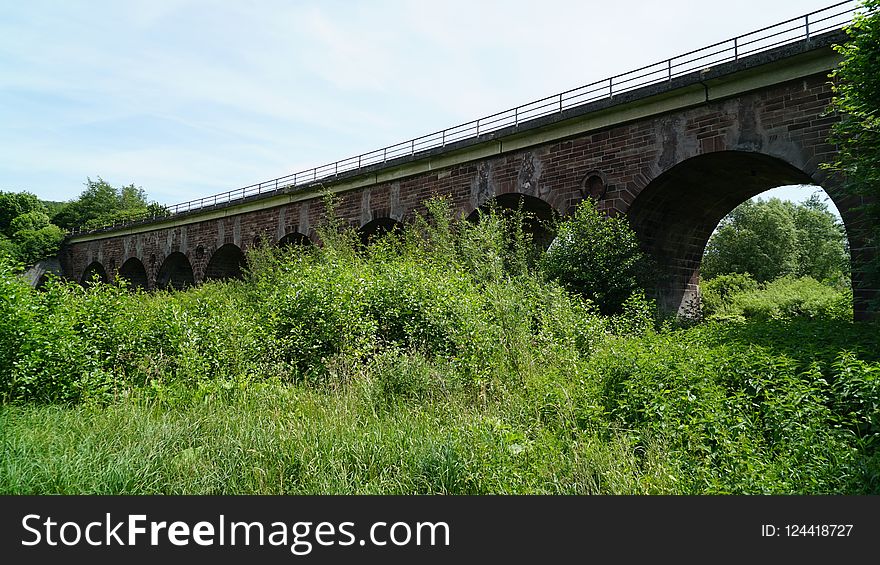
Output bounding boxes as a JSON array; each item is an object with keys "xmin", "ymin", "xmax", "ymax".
[{"xmin": 62, "ymin": 72, "xmax": 877, "ymax": 318}]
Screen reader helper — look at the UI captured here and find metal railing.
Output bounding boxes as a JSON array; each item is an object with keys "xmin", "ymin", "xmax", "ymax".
[{"xmin": 70, "ymin": 0, "xmax": 858, "ymax": 235}]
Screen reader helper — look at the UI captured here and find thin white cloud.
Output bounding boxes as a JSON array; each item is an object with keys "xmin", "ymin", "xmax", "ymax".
[{"xmin": 0, "ymin": 0, "xmax": 844, "ymax": 205}]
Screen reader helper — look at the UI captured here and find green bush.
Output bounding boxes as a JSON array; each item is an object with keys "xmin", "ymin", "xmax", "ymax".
[
  {"xmin": 2, "ymin": 195, "xmax": 878, "ymax": 494},
  {"xmin": 700, "ymin": 272, "xmax": 759, "ymax": 318},
  {"xmin": 11, "ymin": 224, "xmax": 65, "ymax": 265},
  {"xmin": 585, "ymin": 327, "xmax": 873, "ymax": 493},
  {"xmin": 704, "ymin": 275, "xmax": 852, "ymax": 322},
  {"xmin": 541, "ymin": 199, "xmax": 654, "ymax": 315}
]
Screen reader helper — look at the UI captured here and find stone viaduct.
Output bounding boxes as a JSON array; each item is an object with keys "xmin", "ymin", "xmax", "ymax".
[{"xmin": 59, "ymin": 27, "xmax": 878, "ymax": 320}]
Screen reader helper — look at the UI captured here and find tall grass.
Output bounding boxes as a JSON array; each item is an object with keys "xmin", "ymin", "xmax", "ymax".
[{"xmin": 1, "ymin": 197, "xmax": 877, "ymax": 494}]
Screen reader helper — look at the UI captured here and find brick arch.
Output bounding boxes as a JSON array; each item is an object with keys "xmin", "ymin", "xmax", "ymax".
[
  {"xmin": 359, "ymin": 217, "xmax": 403, "ymax": 245},
  {"xmin": 626, "ymin": 149, "xmax": 871, "ymax": 318},
  {"xmin": 278, "ymin": 232, "xmax": 312, "ymax": 247},
  {"xmin": 466, "ymin": 192, "xmax": 559, "ymax": 250},
  {"xmin": 156, "ymin": 251, "xmax": 195, "ymax": 291},
  {"xmin": 204, "ymin": 243, "xmax": 247, "ymax": 282},
  {"xmin": 117, "ymin": 257, "xmax": 149, "ymax": 290},
  {"xmin": 81, "ymin": 261, "xmax": 107, "ymax": 287}
]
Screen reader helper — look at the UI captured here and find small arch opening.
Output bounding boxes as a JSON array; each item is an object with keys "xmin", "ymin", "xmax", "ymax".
[
  {"xmin": 156, "ymin": 252, "xmax": 195, "ymax": 291},
  {"xmin": 278, "ymin": 232, "xmax": 312, "ymax": 247},
  {"xmin": 204, "ymin": 243, "xmax": 247, "ymax": 282},
  {"xmin": 467, "ymin": 193, "xmax": 558, "ymax": 250},
  {"xmin": 81, "ymin": 262, "xmax": 107, "ymax": 287},
  {"xmin": 359, "ymin": 218, "xmax": 403, "ymax": 246},
  {"xmin": 117, "ymin": 257, "xmax": 149, "ymax": 290}
]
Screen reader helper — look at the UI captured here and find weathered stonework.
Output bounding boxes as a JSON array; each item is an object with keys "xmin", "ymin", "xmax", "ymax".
[{"xmin": 60, "ymin": 38, "xmax": 878, "ymax": 320}]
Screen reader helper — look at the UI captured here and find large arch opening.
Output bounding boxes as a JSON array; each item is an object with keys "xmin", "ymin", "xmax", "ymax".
[
  {"xmin": 627, "ymin": 150, "xmax": 860, "ymax": 317},
  {"xmin": 204, "ymin": 243, "xmax": 246, "ymax": 282},
  {"xmin": 466, "ymin": 193, "xmax": 558, "ymax": 250},
  {"xmin": 359, "ymin": 218, "xmax": 403, "ymax": 246},
  {"xmin": 117, "ymin": 257, "xmax": 148, "ymax": 290},
  {"xmin": 156, "ymin": 252, "xmax": 195, "ymax": 291},
  {"xmin": 81, "ymin": 261, "xmax": 107, "ymax": 287}
]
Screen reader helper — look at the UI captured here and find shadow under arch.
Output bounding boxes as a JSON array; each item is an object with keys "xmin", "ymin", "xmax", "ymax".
[
  {"xmin": 626, "ymin": 150, "xmax": 860, "ymax": 316},
  {"xmin": 117, "ymin": 257, "xmax": 148, "ymax": 290},
  {"xmin": 156, "ymin": 252, "xmax": 195, "ymax": 291},
  {"xmin": 359, "ymin": 218, "xmax": 403, "ymax": 246},
  {"xmin": 35, "ymin": 274, "xmax": 51, "ymax": 290},
  {"xmin": 204, "ymin": 243, "xmax": 247, "ymax": 282},
  {"xmin": 467, "ymin": 193, "xmax": 559, "ymax": 250},
  {"xmin": 81, "ymin": 261, "xmax": 107, "ymax": 287},
  {"xmin": 278, "ymin": 232, "xmax": 312, "ymax": 247}
]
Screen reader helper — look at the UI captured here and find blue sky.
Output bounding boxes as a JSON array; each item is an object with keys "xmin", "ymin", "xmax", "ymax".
[{"xmin": 0, "ymin": 0, "xmax": 851, "ymax": 214}]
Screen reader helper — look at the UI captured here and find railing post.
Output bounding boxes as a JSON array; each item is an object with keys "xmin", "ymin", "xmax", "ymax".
[
  {"xmin": 514, "ymin": 107, "xmax": 518, "ymax": 126},
  {"xmin": 734, "ymin": 37, "xmax": 738, "ymax": 60},
  {"xmin": 559, "ymin": 92, "xmax": 563, "ymax": 112},
  {"xmin": 667, "ymin": 59, "xmax": 672, "ymax": 81},
  {"xmin": 411, "ymin": 139, "xmax": 415, "ymax": 155},
  {"xmin": 442, "ymin": 129, "xmax": 446, "ymax": 146},
  {"xmin": 608, "ymin": 77, "xmax": 613, "ymax": 98},
  {"xmin": 805, "ymin": 14, "xmax": 810, "ymax": 42},
  {"xmin": 383, "ymin": 148, "xmax": 387, "ymax": 163},
  {"xmin": 476, "ymin": 119, "xmax": 480, "ymax": 136},
  {"xmin": 358, "ymin": 155, "xmax": 362, "ymax": 169}
]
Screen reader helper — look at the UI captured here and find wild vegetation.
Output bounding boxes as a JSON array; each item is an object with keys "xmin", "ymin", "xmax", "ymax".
[
  {"xmin": 1, "ymin": 197, "xmax": 877, "ymax": 494},
  {"xmin": 0, "ymin": 178, "xmax": 165, "ymax": 268},
  {"xmin": 2, "ymin": 0, "xmax": 878, "ymax": 496},
  {"xmin": 827, "ymin": 0, "xmax": 880, "ymax": 307},
  {"xmin": 701, "ymin": 194, "xmax": 850, "ymax": 285}
]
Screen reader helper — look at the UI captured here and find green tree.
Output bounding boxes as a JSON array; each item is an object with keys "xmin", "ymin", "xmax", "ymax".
[
  {"xmin": 540, "ymin": 198, "xmax": 654, "ymax": 314},
  {"xmin": 826, "ymin": 0, "xmax": 880, "ymax": 303},
  {"xmin": 9, "ymin": 210, "xmax": 50, "ymax": 234},
  {"xmin": 52, "ymin": 177, "xmax": 155, "ymax": 231},
  {"xmin": 0, "ymin": 191, "xmax": 65, "ymax": 266},
  {"xmin": 702, "ymin": 196, "xmax": 849, "ymax": 284},
  {"xmin": 0, "ymin": 191, "xmax": 45, "ymax": 237},
  {"xmin": 792, "ymin": 194, "xmax": 850, "ymax": 284},
  {"xmin": 12, "ymin": 225, "xmax": 65, "ymax": 265},
  {"xmin": 702, "ymin": 198, "xmax": 799, "ymax": 283}
]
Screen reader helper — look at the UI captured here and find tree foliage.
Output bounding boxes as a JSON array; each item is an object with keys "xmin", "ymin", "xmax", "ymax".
[
  {"xmin": 9, "ymin": 210, "xmax": 50, "ymax": 234},
  {"xmin": 702, "ymin": 195, "xmax": 849, "ymax": 284},
  {"xmin": 826, "ymin": 0, "xmax": 880, "ymax": 300},
  {"xmin": 0, "ymin": 177, "xmax": 164, "ymax": 267},
  {"xmin": 0, "ymin": 191, "xmax": 63, "ymax": 266},
  {"xmin": 51, "ymin": 177, "xmax": 159, "ymax": 231},
  {"xmin": 0, "ymin": 191, "xmax": 44, "ymax": 237},
  {"xmin": 10, "ymin": 225, "xmax": 65, "ymax": 266},
  {"xmin": 540, "ymin": 199, "xmax": 655, "ymax": 314}
]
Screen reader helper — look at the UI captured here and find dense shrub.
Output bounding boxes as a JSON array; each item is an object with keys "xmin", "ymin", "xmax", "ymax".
[
  {"xmin": 1, "ymin": 196, "xmax": 878, "ymax": 494},
  {"xmin": 701, "ymin": 275, "xmax": 852, "ymax": 322},
  {"xmin": 583, "ymin": 326, "xmax": 878, "ymax": 493},
  {"xmin": 700, "ymin": 272, "xmax": 760, "ymax": 317},
  {"xmin": 540, "ymin": 199, "xmax": 655, "ymax": 315}
]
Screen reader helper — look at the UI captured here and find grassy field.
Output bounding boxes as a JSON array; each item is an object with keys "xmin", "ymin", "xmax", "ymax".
[{"xmin": 2, "ymin": 200, "xmax": 877, "ymax": 494}]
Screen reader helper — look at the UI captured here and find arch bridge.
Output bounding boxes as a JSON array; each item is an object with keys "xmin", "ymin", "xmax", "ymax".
[{"xmin": 60, "ymin": 6, "xmax": 877, "ymax": 319}]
